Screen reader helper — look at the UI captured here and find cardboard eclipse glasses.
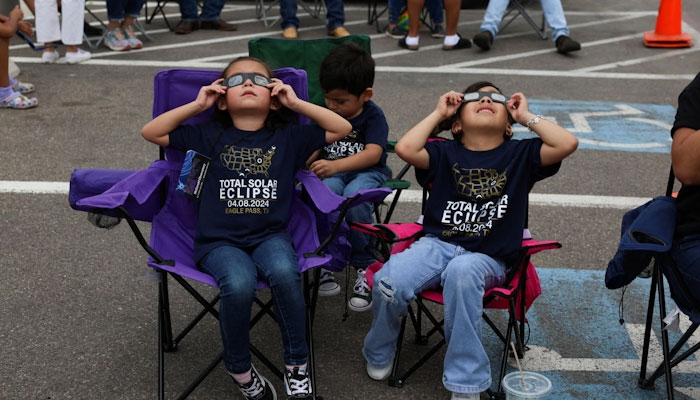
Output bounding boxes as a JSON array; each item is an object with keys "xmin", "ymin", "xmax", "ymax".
[
  {"xmin": 221, "ymin": 73, "xmax": 272, "ymax": 88},
  {"xmin": 462, "ymin": 91, "xmax": 508, "ymax": 105}
]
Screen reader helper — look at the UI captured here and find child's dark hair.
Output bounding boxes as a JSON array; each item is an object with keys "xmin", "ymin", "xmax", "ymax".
[
  {"xmin": 436, "ymin": 81, "xmax": 515, "ymax": 141},
  {"xmin": 214, "ymin": 56, "xmax": 295, "ymax": 130},
  {"xmin": 319, "ymin": 43, "xmax": 375, "ymax": 96}
]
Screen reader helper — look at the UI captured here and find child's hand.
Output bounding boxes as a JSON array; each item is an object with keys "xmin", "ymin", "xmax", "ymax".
[
  {"xmin": 506, "ymin": 92, "xmax": 533, "ymax": 126},
  {"xmin": 194, "ymin": 79, "xmax": 226, "ymax": 110},
  {"xmin": 309, "ymin": 159, "xmax": 338, "ymax": 179},
  {"xmin": 17, "ymin": 20, "xmax": 33, "ymax": 35},
  {"xmin": 435, "ymin": 91, "xmax": 464, "ymax": 121},
  {"xmin": 9, "ymin": 5, "xmax": 23, "ymax": 21},
  {"xmin": 269, "ymin": 78, "xmax": 299, "ymax": 110}
]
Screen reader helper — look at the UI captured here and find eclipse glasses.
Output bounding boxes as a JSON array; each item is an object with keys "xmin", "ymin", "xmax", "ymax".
[
  {"xmin": 462, "ymin": 91, "xmax": 508, "ymax": 105},
  {"xmin": 221, "ymin": 73, "xmax": 272, "ymax": 88}
]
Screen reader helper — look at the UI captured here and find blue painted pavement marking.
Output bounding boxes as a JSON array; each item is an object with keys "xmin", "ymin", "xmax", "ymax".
[
  {"xmin": 481, "ymin": 268, "xmax": 699, "ymax": 399},
  {"xmin": 513, "ymin": 100, "xmax": 677, "ymax": 153}
]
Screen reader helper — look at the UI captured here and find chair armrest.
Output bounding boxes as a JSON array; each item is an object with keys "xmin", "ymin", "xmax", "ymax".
[{"xmin": 70, "ymin": 161, "xmax": 171, "ymax": 222}]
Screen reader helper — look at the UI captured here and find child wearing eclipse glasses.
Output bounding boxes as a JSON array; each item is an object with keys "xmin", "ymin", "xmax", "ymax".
[
  {"xmin": 362, "ymin": 81, "xmax": 578, "ymax": 399},
  {"xmin": 142, "ymin": 56, "xmax": 352, "ymax": 400}
]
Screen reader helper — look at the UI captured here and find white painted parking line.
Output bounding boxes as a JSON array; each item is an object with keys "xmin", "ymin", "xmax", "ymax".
[{"xmin": 0, "ymin": 181, "xmax": 651, "ymax": 209}]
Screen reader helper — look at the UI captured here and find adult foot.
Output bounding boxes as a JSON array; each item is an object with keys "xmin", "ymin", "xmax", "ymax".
[
  {"xmin": 442, "ymin": 34, "xmax": 471, "ymax": 51},
  {"xmin": 431, "ymin": 23, "xmax": 445, "ymax": 38},
  {"xmin": 327, "ymin": 26, "xmax": 350, "ymax": 38},
  {"xmin": 41, "ymin": 50, "xmax": 59, "ymax": 64},
  {"xmin": 555, "ymin": 35, "xmax": 581, "ymax": 54},
  {"xmin": 200, "ymin": 19, "xmax": 238, "ymax": 31},
  {"xmin": 282, "ymin": 26, "xmax": 298, "ymax": 39},
  {"xmin": 104, "ymin": 27, "xmax": 131, "ymax": 51},
  {"xmin": 65, "ymin": 48, "xmax": 92, "ymax": 64},
  {"xmin": 174, "ymin": 20, "xmax": 199, "ymax": 34},
  {"xmin": 398, "ymin": 35, "xmax": 419, "ymax": 50},
  {"xmin": 122, "ymin": 24, "xmax": 143, "ymax": 49},
  {"xmin": 472, "ymin": 30, "xmax": 493, "ymax": 51}
]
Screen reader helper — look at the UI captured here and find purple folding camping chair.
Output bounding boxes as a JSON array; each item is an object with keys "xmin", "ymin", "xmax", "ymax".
[{"xmin": 68, "ymin": 68, "xmax": 391, "ymax": 400}]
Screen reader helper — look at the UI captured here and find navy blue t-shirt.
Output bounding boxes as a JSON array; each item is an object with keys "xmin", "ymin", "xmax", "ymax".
[
  {"xmin": 169, "ymin": 121, "xmax": 326, "ymax": 263},
  {"xmin": 320, "ymin": 101, "xmax": 391, "ymax": 176},
  {"xmin": 416, "ymin": 139, "xmax": 560, "ymax": 264}
]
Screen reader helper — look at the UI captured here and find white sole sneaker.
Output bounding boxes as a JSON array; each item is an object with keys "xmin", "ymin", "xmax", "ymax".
[
  {"xmin": 41, "ymin": 51, "xmax": 59, "ymax": 64},
  {"xmin": 366, "ymin": 361, "xmax": 393, "ymax": 381},
  {"xmin": 65, "ymin": 49, "xmax": 91, "ymax": 64},
  {"xmin": 318, "ymin": 283, "xmax": 340, "ymax": 296},
  {"xmin": 348, "ymin": 297, "xmax": 372, "ymax": 312}
]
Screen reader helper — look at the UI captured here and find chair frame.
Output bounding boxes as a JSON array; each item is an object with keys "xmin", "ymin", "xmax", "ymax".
[
  {"xmin": 366, "ymin": 0, "xmax": 434, "ymax": 35},
  {"xmin": 637, "ymin": 168, "xmax": 700, "ymax": 400},
  {"xmin": 385, "ymin": 238, "xmax": 559, "ymax": 399},
  {"xmin": 109, "ymin": 169, "xmax": 365, "ymax": 399},
  {"xmin": 501, "ymin": 0, "xmax": 547, "ymax": 40}
]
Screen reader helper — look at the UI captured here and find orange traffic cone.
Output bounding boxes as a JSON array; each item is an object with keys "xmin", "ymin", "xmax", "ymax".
[{"xmin": 643, "ymin": 0, "xmax": 693, "ymax": 48}]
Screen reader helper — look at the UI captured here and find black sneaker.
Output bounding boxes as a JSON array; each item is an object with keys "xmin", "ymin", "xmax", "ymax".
[
  {"xmin": 555, "ymin": 35, "xmax": 581, "ymax": 54},
  {"xmin": 431, "ymin": 23, "xmax": 446, "ymax": 38},
  {"xmin": 348, "ymin": 268, "xmax": 372, "ymax": 312},
  {"xmin": 385, "ymin": 24, "xmax": 406, "ymax": 39},
  {"xmin": 284, "ymin": 366, "xmax": 313, "ymax": 399},
  {"xmin": 235, "ymin": 365, "xmax": 277, "ymax": 400},
  {"xmin": 472, "ymin": 30, "xmax": 493, "ymax": 51}
]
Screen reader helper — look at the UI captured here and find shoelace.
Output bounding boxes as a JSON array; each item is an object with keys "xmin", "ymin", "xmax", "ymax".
[
  {"xmin": 239, "ymin": 374, "xmax": 265, "ymax": 398},
  {"xmin": 287, "ymin": 372, "xmax": 310, "ymax": 395},
  {"xmin": 353, "ymin": 269, "xmax": 369, "ymax": 295}
]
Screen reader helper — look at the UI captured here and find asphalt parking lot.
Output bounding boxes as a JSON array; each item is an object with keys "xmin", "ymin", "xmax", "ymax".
[{"xmin": 2, "ymin": 0, "xmax": 700, "ymax": 398}]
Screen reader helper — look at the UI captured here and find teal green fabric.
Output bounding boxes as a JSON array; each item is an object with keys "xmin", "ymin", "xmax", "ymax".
[{"xmin": 248, "ymin": 35, "xmax": 371, "ymax": 106}]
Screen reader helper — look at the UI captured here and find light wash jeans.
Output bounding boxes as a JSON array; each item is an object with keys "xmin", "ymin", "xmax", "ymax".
[
  {"xmin": 362, "ymin": 235, "xmax": 506, "ymax": 393},
  {"xmin": 280, "ymin": 0, "xmax": 345, "ymax": 30},
  {"xmin": 479, "ymin": 0, "xmax": 570, "ymax": 42},
  {"xmin": 179, "ymin": 0, "xmax": 225, "ymax": 22},
  {"xmin": 200, "ymin": 234, "xmax": 308, "ymax": 374},
  {"xmin": 322, "ymin": 170, "xmax": 389, "ymax": 267}
]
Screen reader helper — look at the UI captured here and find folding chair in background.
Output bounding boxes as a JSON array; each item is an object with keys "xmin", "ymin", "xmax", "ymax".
[
  {"xmin": 248, "ymin": 35, "xmax": 412, "ymax": 224},
  {"xmin": 622, "ymin": 168, "xmax": 700, "ymax": 400},
  {"xmin": 68, "ymin": 67, "xmax": 391, "ymax": 399},
  {"xmin": 351, "ymin": 188, "xmax": 561, "ymax": 398},
  {"xmin": 500, "ymin": 0, "xmax": 547, "ymax": 40}
]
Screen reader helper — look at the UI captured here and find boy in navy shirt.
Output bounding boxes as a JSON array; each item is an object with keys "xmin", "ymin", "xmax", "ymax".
[
  {"xmin": 308, "ymin": 43, "xmax": 391, "ymax": 312},
  {"xmin": 362, "ymin": 81, "xmax": 578, "ymax": 399}
]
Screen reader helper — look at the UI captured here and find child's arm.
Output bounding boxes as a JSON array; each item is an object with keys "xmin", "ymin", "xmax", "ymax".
[
  {"xmin": 0, "ymin": 6, "xmax": 22, "ymax": 38},
  {"xmin": 141, "ymin": 79, "xmax": 227, "ymax": 147},
  {"xmin": 269, "ymin": 79, "xmax": 351, "ymax": 143},
  {"xmin": 309, "ymin": 144, "xmax": 383, "ymax": 178},
  {"xmin": 507, "ymin": 92, "xmax": 578, "ymax": 166},
  {"xmin": 395, "ymin": 91, "xmax": 463, "ymax": 170}
]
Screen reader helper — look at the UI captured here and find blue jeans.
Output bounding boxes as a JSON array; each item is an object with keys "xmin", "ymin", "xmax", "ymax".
[
  {"xmin": 387, "ymin": 0, "xmax": 443, "ymax": 25},
  {"xmin": 280, "ymin": 0, "xmax": 344, "ymax": 30},
  {"xmin": 178, "ymin": 0, "xmax": 224, "ymax": 22},
  {"xmin": 106, "ymin": 0, "xmax": 145, "ymax": 21},
  {"xmin": 322, "ymin": 170, "xmax": 389, "ymax": 267},
  {"xmin": 479, "ymin": 0, "xmax": 570, "ymax": 41},
  {"xmin": 200, "ymin": 234, "xmax": 308, "ymax": 373},
  {"xmin": 669, "ymin": 233, "xmax": 700, "ymax": 321},
  {"xmin": 362, "ymin": 235, "xmax": 506, "ymax": 393}
]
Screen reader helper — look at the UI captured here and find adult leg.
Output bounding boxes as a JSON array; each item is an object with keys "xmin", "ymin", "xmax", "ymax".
[
  {"xmin": 121, "ymin": 0, "xmax": 145, "ymax": 49},
  {"xmin": 324, "ymin": 0, "xmax": 348, "ymax": 36},
  {"xmin": 199, "ymin": 0, "xmax": 237, "ymax": 30},
  {"xmin": 104, "ymin": 0, "xmax": 131, "ymax": 51},
  {"xmin": 441, "ymin": 252, "xmax": 506, "ymax": 394},
  {"xmin": 478, "ymin": 0, "xmax": 508, "ymax": 37},
  {"xmin": 252, "ymin": 234, "xmax": 309, "ymax": 366},
  {"xmin": 200, "ymin": 245, "xmax": 259, "ymax": 374},
  {"xmin": 540, "ymin": 0, "xmax": 569, "ymax": 41},
  {"xmin": 363, "ymin": 236, "xmax": 454, "ymax": 371},
  {"xmin": 35, "ymin": 0, "xmax": 61, "ymax": 62},
  {"xmin": 440, "ymin": 0, "xmax": 469, "ymax": 49},
  {"xmin": 280, "ymin": 0, "xmax": 299, "ymax": 29},
  {"xmin": 385, "ymin": 0, "xmax": 405, "ymax": 38}
]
